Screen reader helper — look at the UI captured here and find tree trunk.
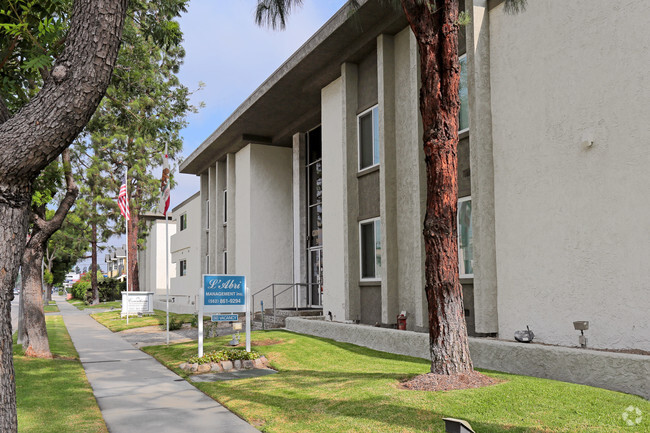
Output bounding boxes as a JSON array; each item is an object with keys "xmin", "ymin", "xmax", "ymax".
[
  {"xmin": 401, "ymin": 0, "xmax": 473, "ymax": 375},
  {"xmin": 0, "ymin": 0, "xmax": 126, "ymax": 422},
  {"xmin": 128, "ymin": 212, "xmax": 140, "ymax": 291},
  {"xmin": 0, "ymin": 191, "xmax": 30, "ymax": 431},
  {"xmin": 21, "ymin": 244, "xmax": 52, "ymax": 359},
  {"xmin": 21, "ymin": 149, "xmax": 79, "ymax": 358}
]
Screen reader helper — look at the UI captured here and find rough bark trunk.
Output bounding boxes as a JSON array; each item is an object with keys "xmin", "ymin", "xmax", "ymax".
[
  {"xmin": 128, "ymin": 212, "xmax": 140, "ymax": 291},
  {"xmin": 0, "ymin": 1, "xmax": 127, "ymax": 428},
  {"xmin": 21, "ymin": 244, "xmax": 51, "ymax": 359},
  {"xmin": 401, "ymin": 0, "xmax": 473, "ymax": 374},
  {"xmin": 0, "ymin": 193, "xmax": 29, "ymax": 431},
  {"xmin": 21, "ymin": 149, "xmax": 79, "ymax": 358}
]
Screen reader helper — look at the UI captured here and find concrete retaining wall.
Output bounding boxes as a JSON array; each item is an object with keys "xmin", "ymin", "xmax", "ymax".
[{"xmin": 286, "ymin": 317, "xmax": 649, "ymax": 400}]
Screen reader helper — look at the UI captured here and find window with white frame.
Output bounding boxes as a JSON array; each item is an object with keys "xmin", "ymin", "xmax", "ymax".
[
  {"xmin": 459, "ymin": 54, "xmax": 469, "ymax": 133},
  {"xmin": 179, "ymin": 259, "xmax": 187, "ymax": 277},
  {"xmin": 457, "ymin": 196, "xmax": 473, "ymax": 277},
  {"xmin": 358, "ymin": 105, "xmax": 379, "ymax": 170},
  {"xmin": 179, "ymin": 213, "xmax": 187, "ymax": 231},
  {"xmin": 359, "ymin": 217, "xmax": 381, "ymax": 280}
]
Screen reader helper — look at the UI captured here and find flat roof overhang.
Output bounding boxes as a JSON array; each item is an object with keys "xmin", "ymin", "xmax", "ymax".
[{"xmin": 180, "ymin": 0, "xmax": 407, "ymax": 175}]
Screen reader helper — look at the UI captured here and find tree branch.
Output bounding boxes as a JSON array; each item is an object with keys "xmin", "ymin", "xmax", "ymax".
[
  {"xmin": 0, "ymin": 97, "xmax": 10, "ymax": 124},
  {"xmin": 0, "ymin": 0, "xmax": 129, "ymax": 181}
]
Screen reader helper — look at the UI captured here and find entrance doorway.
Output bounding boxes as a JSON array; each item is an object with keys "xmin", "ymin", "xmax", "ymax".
[{"xmin": 306, "ymin": 126, "xmax": 322, "ymax": 306}]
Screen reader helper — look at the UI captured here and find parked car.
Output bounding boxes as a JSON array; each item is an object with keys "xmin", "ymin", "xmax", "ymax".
[{"xmin": 13, "ymin": 288, "xmax": 19, "ymax": 296}]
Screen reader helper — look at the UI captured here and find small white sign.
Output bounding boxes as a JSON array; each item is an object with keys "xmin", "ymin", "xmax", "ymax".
[{"xmin": 121, "ymin": 291, "xmax": 154, "ymax": 317}]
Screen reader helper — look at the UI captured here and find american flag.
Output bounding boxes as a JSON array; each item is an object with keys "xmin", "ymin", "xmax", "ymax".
[{"xmin": 118, "ymin": 183, "xmax": 130, "ymax": 221}]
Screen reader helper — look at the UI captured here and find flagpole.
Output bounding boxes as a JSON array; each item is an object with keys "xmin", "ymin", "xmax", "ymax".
[
  {"xmin": 165, "ymin": 213, "xmax": 169, "ymax": 345},
  {"xmin": 125, "ymin": 170, "xmax": 129, "ymax": 326}
]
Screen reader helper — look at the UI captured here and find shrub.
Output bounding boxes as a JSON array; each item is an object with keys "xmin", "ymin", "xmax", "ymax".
[
  {"xmin": 98, "ymin": 278, "xmax": 123, "ymax": 302},
  {"xmin": 190, "ymin": 315, "xmax": 199, "ymax": 328},
  {"xmin": 71, "ymin": 280, "xmax": 91, "ymax": 300},
  {"xmin": 167, "ymin": 316, "xmax": 183, "ymax": 331},
  {"xmin": 187, "ymin": 349, "xmax": 261, "ymax": 365}
]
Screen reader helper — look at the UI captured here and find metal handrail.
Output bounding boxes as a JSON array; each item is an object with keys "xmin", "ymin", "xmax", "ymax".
[{"xmin": 251, "ymin": 282, "xmax": 320, "ymax": 318}]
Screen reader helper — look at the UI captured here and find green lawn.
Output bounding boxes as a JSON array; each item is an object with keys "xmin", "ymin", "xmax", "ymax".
[
  {"xmin": 43, "ymin": 301, "xmax": 59, "ymax": 313},
  {"xmin": 91, "ymin": 309, "xmax": 200, "ymax": 332},
  {"xmin": 67, "ymin": 299, "xmax": 122, "ymax": 310},
  {"xmin": 14, "ymin": 315, "xmax": 107, "ymax": 433},
  {"xmin": 144, "ymin": 330, "xmax": 650, "ymax": 433}
]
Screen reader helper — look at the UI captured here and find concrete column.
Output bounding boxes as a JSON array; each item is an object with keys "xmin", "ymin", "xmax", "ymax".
[
  {"xmin": 226, "ymin": 153, "xmax": 236, "ymax": 274},
  {"xmin": 467, "ymin": 0, "xmax": 498, "ymax": 334},
  {"xmin": 321, "ymin": 78, "xmax": 346, "ymax": 322},
  {"xmin": 341, "ymin": 62, "xmax": 360, "ymax": 322},
  {"xmin": 234, "ymin": 147, "xmax": 251, "ymax": 279},
  {"xmin": 377, "ymin": 34, "xmax": 398, "ymax": 325},
  {"xmin": 394, "ymin": 28, "xmax": 427, "ymax": 331},
  {"xmin": 215, "ymin": 160, "xmax": 227, "ymax": 274},
  {"xmin": 292, "ymin": 133, "xmax": 307, "ymax": 291},
  {"xmin": 208, "ymin": 164, "xmax": 217, "ymax": 274},
  {"xmin": 199, "ymin": 173, "xmax": 209, "ymax": 274}
]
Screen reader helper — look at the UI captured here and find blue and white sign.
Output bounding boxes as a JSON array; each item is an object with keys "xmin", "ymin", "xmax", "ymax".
[
  {"xmin": 202, "ymin": 275, "xmax": 246, "ymax": 313},
  {"xmin": 212, "ymin": 314, "xmax": 238, "ymax": 322},
  {"xmin": 199, "ymin": 274, "xmax": 250, "ymax": 357}
]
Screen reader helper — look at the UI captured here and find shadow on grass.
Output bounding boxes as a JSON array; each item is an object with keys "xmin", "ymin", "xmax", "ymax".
[{"xmin": 202, "ymin": 382, "xmax": 556, "ymax": 433}]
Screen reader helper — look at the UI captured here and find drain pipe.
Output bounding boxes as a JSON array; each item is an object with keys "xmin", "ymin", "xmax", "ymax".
[{"xmin": 261, "ymin": 300, "xmax": 265, "ymax": 330}]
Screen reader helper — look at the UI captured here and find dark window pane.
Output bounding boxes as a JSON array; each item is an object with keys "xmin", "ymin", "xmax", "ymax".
[
  {"xmin": 308, "ymin": 126, "xmax": 322, "ymax": 163},
  {"xmin": 308, "ymin": 162, "xmax": 322, "ymax": 205},
  {"xmin": 309, "ymin": 204, "xmax": 322, "ymax": 247},
  {"xmin": 359, "ymin": 111, "xmax": 374, "ymax": 169},
  {"xmin": 360, "ymin": 222, "xmax": 375, "ymax": 278}
]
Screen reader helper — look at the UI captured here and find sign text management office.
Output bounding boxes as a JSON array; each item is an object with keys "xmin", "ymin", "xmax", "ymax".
[{"xmin": 199, "ymin": 274, "xmax": 251, "ymax": 356}]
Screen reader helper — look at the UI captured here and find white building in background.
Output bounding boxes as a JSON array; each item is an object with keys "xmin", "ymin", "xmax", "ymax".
[
  {"xmin": 166, "ymin": 192, "xmax": 202, "ymax": 314},
  {"xmin": 138, "ymin": 214, "xmax": 176, "ymax": 307},
  {"xmin": 179, "ymin": 0, "xmax": 650, "ymax": 352}
]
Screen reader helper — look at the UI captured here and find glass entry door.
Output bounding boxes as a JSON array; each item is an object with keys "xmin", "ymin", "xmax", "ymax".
[{"xmin": 306, "ymin": 126, "xmax": 322, "ymax": 307}]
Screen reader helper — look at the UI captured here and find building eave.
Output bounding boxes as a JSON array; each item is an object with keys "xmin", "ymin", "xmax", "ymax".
[{"xmin": 180, "ymin": 0, "xmax": 407, "ymax": 175}]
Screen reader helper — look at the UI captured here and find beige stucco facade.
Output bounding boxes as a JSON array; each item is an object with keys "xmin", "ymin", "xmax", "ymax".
[
  {"xmin": 487, "ymin": 0, "xmax": 650, "ymax": 350},
  {"xmin": 180, "ymin": 0, "xmax": 650, "ymax": 352}
]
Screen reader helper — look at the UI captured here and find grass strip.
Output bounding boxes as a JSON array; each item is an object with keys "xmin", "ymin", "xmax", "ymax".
[
  {"xmin": 67, "ymin": 299, "xmax": 122, "ymax": 310},
  {"xmin": 144, "ymin": 330, "xmax": 650, "ymax": 433},
  {"xmin": 14, "ymin": 315, "xmax": 107, "ymax": 433},
  {"xmin": 91, "ymin": 309, "xmax": 201, "ymax": 332}
]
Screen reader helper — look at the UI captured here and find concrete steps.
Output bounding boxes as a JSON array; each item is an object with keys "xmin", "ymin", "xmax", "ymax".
[{"xmin": 252, "ymin": 308, "xmax": 323, "ymax": 330}]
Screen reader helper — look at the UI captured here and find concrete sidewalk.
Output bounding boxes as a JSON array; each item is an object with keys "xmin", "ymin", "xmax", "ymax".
[{"xmin": 56, "ymin": 296, "xmax": 260, "ymax": 433}]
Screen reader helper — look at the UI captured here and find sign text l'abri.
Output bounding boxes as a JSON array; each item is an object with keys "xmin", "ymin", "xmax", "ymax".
[{"xmin": 203, "ymin": 275, "xmax": 246, "ymax": 313}]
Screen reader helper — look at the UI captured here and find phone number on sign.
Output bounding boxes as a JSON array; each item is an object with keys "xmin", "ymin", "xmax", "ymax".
[{"xmin": 206, "ymin": 299, "xmax": 243, "ymax": 304}]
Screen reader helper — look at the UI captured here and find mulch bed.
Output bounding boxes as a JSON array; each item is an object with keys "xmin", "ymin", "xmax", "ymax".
[{"xmin": 400, "ymin": 370, "xmax": 503, "ymax": 392}]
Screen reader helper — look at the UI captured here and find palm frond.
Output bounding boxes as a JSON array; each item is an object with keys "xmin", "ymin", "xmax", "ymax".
[
  {"xmin": 255, "ymin": 0, "xmax": 303, "ymax": 30},
  {"xmin": 504, "ymin": 0, "xmax": 527, "ymax": 15}
]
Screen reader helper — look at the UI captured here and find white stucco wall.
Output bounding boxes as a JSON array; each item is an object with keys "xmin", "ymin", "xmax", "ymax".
[
  {"xmin": 140, "ymin": 219, "xmax": 176, "ymax": 297},
  {"xmin": 321, "ymin": 77, "xmax": 346, "ymax": 322},
  {"xmin": 235, "ymin": 144, "xmax": 293, "ymax": 308},
  {"xmin": 489, "ymin": 0, "xmax": 650, "ymax": 350},
  {"xmin": 168, "ymin": 193, "xmax": 201, "ymax": 313}
]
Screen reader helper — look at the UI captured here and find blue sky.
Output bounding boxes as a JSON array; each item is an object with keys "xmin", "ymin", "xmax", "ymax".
[
  {"xmin": 171, "ymin": 0, "xmax": 348, "ymax": 208},
  {"xmin": 79, "ymin": 1, "xmax": 347, "ymax": 271}
]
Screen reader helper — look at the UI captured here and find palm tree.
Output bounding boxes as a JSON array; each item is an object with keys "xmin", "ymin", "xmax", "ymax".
[{"xmin": 255, "ymin": 0, "xmax": 525, "ymax": 375}]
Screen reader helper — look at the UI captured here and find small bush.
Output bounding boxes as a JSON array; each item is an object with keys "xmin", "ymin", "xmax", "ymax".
[
  {"xmin": 187, "ymin": 349, "xmax": 261, "ymax": 365},
  {"xmin": 167, "ymin": 316, "xmax": 183, "ymax": 331},
  {"xmin": 98, "ymin": 278, "xmax": 124, "ymax": 302},
  {"xmin": 71, "ymin": 280, "xmax": 91, "ymax": 301},
  {"xmin": 190, "ymin": 315, "xmax": 199, "ymax": 328}
]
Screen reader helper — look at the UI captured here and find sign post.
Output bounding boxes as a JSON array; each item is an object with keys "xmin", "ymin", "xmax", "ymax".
[{"xmin": 199, "ymin": 275, "xmax": 249, "ymax": 358}]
